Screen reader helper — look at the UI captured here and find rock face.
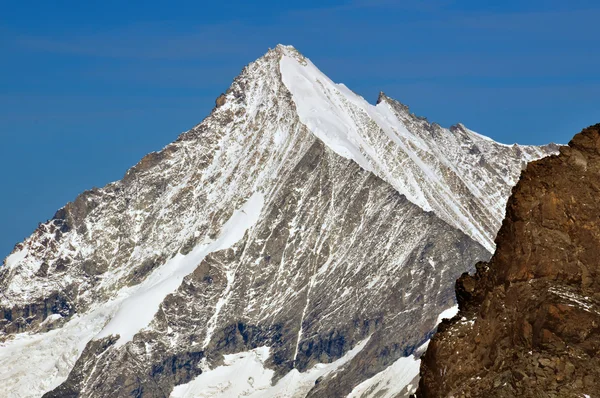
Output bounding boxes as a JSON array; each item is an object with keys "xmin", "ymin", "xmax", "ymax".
[
  {"xmin": 418, "ymin": 124, "xmax": 600, "ymax": 397},
  {"xmin": 0, "ymin": 45, "xmax": 556, "ymax": 398}
]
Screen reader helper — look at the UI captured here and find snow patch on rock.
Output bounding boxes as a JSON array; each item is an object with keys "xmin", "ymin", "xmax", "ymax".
[
  {"xmin": 436, "ymin": 304, "xmax": 459, "ymax": 325},
  {"xmin": 347, "ymin": 353, "xmax": 421, "ymax": 398},
  {"xmin": 4, "ymin": 247, "xmax": 28, "ymax": 269}
]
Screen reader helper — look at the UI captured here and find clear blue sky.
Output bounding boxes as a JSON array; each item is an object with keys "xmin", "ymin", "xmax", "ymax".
[{"xmin": 1, "ymin": 0, "xmax": 599, "ymax": 258}]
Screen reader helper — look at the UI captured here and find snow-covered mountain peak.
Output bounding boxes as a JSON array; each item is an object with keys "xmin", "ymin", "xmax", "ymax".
[
  {"xmin": 0, "ymin": 45, "xmax": 558, "ymax": 398},
  {"xmin": 277, "ymin": 48, "xmax": 557, "ymax": 250}
]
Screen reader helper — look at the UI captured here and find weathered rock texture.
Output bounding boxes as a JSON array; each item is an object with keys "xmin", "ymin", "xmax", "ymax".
[{"xmin": 418, "ymin": 124, "xmax": 600, "ymax": 398}]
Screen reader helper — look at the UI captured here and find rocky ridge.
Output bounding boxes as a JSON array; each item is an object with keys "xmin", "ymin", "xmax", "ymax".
[
  {"xmin": 0, "ymin": 45, "xmax": 556, "ymax": 397},
  {"xmin": 417, "ymin": 124, "xmax": 600, "ymax": 397}
]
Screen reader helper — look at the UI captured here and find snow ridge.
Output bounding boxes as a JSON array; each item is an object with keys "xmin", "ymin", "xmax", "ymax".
[{"xmin": 278, "ymin": 45, "xmax": 556, "ymax": 251}]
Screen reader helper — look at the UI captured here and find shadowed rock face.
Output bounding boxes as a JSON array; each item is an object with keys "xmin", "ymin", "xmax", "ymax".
[{"xmin": 417, "ymin": 124, "xmax": 600, "ymax": 398}]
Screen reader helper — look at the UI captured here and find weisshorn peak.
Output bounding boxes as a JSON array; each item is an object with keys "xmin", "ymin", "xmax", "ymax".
[{"xmin": 0, "ymin": 45, "xmax": 557, "ymax": 398}]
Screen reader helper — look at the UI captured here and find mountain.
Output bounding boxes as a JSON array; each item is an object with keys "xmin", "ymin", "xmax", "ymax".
[
  {"xmin": 0, "ymin": 45, "xmax": 556, "ymax": 398},
  {"xmin": 417, "ymin": 124, "xmax": 600, "ymax": 397}
]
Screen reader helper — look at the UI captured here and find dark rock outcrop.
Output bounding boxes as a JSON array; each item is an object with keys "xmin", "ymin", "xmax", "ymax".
[
  {"xmin": 215, "ymin": 93, "xmax": 227, "ymax": 108},
  {"xmin": 417, "ymin": 124, "xmax": 600, "ymax": 397}
]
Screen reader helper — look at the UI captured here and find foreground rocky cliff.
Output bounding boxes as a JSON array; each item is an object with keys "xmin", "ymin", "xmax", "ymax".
[{"xmin": 418, "ymin": 124, "xmax": 600, "ymax": 397}]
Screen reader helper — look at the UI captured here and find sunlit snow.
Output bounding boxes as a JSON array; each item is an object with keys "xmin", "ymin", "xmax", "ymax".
[
  {"xmin": 279, "ymin": 46, "xmax": 554, "ymax": 252},
  {"xmin": 4, "ymin": 247, "xmax": 28, "ymax": 268},
  {"xmin": 436, "ymin": 304, "xmax": 459, "ymax": 325},
  {"xmin": 347, "ymin": 350, "xmax": 421, "ymax": 398},
  {"xmin": 0, "ymin": 303, "xmax": 115, "ymax": 397}
]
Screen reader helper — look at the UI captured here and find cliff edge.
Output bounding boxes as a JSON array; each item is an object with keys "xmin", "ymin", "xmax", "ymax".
[{"xmin": 418, "ymin": 124, "xmax": 600, "ymax": 397}]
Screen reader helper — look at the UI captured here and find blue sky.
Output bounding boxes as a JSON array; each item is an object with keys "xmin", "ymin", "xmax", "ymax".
[{"xmin": 1, "ymin": 0, "xmax": 599, "ymax": 257}]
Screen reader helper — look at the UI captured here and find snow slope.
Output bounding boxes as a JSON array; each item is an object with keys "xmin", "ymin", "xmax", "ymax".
[
  {"xmin": 279, "ymin": 46, "xmax": 556, "ymax": 251},
  {"xmin": 347, "ymin": 352, "xmax": 421, "ymax": 398},
  {"xmin": 171, "ymin": 338, "xmax": 371, "ymax": 398},
  {"xmin": 0, "ymin": 304, "xmax": 114, "ymax": 397}
]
